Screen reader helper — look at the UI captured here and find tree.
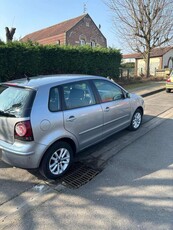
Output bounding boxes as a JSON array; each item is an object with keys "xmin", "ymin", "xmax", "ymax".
[
  {"xmin": 105, "ymin": 0, "xmax": 173, "ymax": 77},
  {"xmin": 5, "ymin": 27, "xmax": 16, "ymax": 43}
]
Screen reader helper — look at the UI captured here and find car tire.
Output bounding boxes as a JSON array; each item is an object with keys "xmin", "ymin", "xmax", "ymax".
[
  {"xmin": 128, "ymin": 109, "xmax": 142, "ymax": 131},
  {"xmin": 166, "ymin": 88, "xmax": 171, "ymax": 93},
  {"xmin": 39, "ymin": 141, "xmax": 73, "ymax": 180}
]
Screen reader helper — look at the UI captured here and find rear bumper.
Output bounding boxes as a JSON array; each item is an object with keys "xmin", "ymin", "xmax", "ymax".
[{"xmin": 0, "ymin": 140, "xmax": 46, "ymax": 169}]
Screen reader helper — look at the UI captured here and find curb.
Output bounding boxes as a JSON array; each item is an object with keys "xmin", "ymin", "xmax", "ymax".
[{"xmin": 140, "ymin": 87, "xmax": 165, "ymax": 97}]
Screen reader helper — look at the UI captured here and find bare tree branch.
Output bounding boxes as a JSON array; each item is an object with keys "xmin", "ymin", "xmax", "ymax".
[{"xmin": 105, "ymin": 0, "xmax": 173, "ymax": 77}]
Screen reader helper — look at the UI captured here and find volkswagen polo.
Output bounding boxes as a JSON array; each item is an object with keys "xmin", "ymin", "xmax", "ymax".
[{"xmin": 0, "ymin": 75, "xmax": 144, "ymax": 179}]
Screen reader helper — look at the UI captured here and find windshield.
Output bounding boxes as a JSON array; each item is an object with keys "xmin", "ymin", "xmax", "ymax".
[{"xmin": 0, "ymin": 85, "xmax": 35, "ymax": 118}]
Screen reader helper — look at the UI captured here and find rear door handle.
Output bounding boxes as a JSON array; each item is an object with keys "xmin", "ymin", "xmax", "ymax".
[
  {"xmin": 66, "ymin": 116, "xmax": 76, "ymax": 122},
  {"xmin": 104, "ymin": 107, "xmax": 110, "ymax": 112}
]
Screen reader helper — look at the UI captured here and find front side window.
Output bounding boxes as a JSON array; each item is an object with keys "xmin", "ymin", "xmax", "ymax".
[
  {"xmin": 0, "ymin": 85, "xmax": 35, "ymax": 117},
  {"xmin": 93, "ymin": 80, "xmax": 124, "ymax": 103},
  {"xmin": 62, "ymin": 81, "xmax": 96, "ymax": 109}
]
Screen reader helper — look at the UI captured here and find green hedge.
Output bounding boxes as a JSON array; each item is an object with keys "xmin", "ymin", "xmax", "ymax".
[
  {"xmin": 121, "ymin": 62, "xmax": 135, "ymax": 68},
  {"xmin": 0, "ymin": 42, "xmax": 122, "ymax": 82}
]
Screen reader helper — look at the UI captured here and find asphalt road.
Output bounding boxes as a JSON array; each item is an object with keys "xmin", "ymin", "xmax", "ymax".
[{"xmin": 0, "ymin": 91, "xmax": 173, "ymax": 230}]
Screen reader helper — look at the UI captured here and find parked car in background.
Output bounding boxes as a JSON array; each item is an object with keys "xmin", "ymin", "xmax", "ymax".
[
  {"xmin": 166, "ymin": 70, "xmax": 173, "ymax": 92},
  {"xmin": 0, "ymin": 75, "xmax": 144, "ymax": 179}
]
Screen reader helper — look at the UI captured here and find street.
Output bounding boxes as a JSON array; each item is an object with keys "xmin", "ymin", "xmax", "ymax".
[{"xmin": 0, "ymin": 90, "xmax": 173, "ymax": 230}]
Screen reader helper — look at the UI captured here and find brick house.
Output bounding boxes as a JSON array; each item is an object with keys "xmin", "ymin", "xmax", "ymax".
[
  {"xmin": 123, "ymin": 46, "xmax": 173, "ymax": 76},
  {"xmin": 21, "ymin": 14, "xmax": 107, "ymax": 47}
]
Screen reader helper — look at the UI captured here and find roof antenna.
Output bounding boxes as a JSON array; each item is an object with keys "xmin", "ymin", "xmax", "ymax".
[
  {"xmin": 11, "ymin": 16, "xmax": 15, "ymax": 28},
  {"xmin": 83, "ymin": 2, "xmax": 87, "ymax": 14}
]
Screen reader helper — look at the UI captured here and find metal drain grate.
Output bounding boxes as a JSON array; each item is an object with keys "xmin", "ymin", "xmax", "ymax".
[{"xmin": 60, "ymin": 162, "xmax": 101, "ymax": 189}]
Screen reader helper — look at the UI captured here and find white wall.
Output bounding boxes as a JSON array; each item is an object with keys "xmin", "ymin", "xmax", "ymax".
[
  {"xmin": 137, "ymin": 57, "xmax": 161, "ymax": 76},
  {"xmin": 137, "ymin": 59, "xmax": 145, "ymax": 75}
]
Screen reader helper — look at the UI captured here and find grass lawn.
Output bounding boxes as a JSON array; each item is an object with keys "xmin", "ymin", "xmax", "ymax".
[
  {"xmin": 122, "ymin": 81, "xmax": 154, "ymax": 90},
  {"xmin": 118, "ymin": 80, "xmax": 165, "ymax": 91}
]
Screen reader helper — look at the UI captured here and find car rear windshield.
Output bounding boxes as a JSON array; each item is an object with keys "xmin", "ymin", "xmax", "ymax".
[{"xmin": 0, "ymin": 85, "xmax": 36, "ymax": 118}]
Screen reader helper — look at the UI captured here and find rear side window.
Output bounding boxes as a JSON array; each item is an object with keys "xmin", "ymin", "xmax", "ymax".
[
  {"xmin": 62, "ymin": 81, "xmax": 96, "ymax": 109},
  {"xmin": 0, "ymin": 85, "xmax": 35, "ymax": 118},
  {"xmin": 49, "ymin": 87, "xmax": 60, "ymax": 112}
]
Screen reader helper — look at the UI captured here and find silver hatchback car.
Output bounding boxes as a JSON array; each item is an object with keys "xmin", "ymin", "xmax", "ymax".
[{"xmin": 0, "ymin": 75, "xmax": 144, "ymax": 179}]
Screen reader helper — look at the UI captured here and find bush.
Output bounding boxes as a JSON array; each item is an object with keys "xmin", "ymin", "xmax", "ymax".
[
  {"xmin": 0, "ymin": 42, "xmax": 122, "ymax": 82},
  {"xmin": 121, "ymin": 62, "xmax": 135, "ymax": 68}
]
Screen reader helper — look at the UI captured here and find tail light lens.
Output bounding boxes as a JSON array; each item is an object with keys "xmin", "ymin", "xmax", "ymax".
[
  {"xmin": 14, "ymin": 120, "xmax": 34, "ymax": 141},
  {"xmin": 167, "ymin": 78, "xmax": 171, "ymax": 82}
]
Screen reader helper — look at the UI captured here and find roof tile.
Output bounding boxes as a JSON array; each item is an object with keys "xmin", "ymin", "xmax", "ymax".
[
  {"xmin": 123, "ymin": 46, "xmax": 173, "ymax": 59},
  {"xmin": 21, "ymin": 14, "xmax": 87, "ymax": 42}
]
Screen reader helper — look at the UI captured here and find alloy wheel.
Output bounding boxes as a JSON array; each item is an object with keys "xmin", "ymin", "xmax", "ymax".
[
  {"xmin": 132, "ymin": 112, "xmax": 142, "ymax": 129},
  {"xmin": 49, "ymin": 148, "xmax": 70, "ymax": 175}
]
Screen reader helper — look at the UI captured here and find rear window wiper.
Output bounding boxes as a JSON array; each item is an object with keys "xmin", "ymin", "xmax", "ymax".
[
  {"xmin": 0, "ymin": 110, "xmax": 16, "ymax": 117},
  {"xmin": 4, "ymin": 103, "xmax": 22, "ymax": 112}
]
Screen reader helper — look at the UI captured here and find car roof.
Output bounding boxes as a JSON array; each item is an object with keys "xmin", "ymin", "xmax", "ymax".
[{"xmin": 3, "ymin": 74, "xmax": 106, "ymax": 89}]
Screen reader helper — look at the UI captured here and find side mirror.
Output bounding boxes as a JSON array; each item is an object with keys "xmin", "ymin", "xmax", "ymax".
[{"xmin": 126, "ymin": 92, "xmax": 130, "ymax": 98}]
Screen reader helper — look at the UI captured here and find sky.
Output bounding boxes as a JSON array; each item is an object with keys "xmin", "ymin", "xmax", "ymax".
[{"xmin": 0, "ymin": 0, "xmax": 128, "ymax": 53}]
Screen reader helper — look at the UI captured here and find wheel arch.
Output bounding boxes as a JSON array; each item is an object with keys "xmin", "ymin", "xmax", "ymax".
[
  {"xmin": 39, "ymin": 137, "xmax": 77, "ymax": 168},
  {"xmin": 136, "ymin": 106, "xmax": 144, "ymax": 116},
  {"xmin": 58, "ymin": 137, "xmax": 77, "ymax": 155}
]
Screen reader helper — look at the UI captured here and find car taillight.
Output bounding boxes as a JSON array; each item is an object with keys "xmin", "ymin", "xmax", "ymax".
[
  {"xmin": 14, "ymin": 120, "xmax": 34, "ymax": 141},
  {"xmin": 166, "ymin": 78, "xmax": 171, "ymax": 82}
]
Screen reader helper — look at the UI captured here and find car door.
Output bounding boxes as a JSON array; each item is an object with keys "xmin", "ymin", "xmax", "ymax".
[
  {"xmin": 62, "ymin": 81, "xmax": 103, "ymax": 150},
  {"xmin": 93, "ymin": 79, "xmax": 131, "ymax": 137}
]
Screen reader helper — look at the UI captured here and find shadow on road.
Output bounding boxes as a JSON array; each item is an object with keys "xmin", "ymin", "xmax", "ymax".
[{"xmin": 0, "ymin": 115, "xmax": 173, "ymax": 229}]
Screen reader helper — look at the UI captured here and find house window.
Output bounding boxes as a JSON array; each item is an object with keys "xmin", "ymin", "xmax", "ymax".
[
  {"xmin": 80, "ymin": 39, "xmax": 86, "ymax": 46},
  {"xmin": 56, "ymin": 40, "xmax": 60, "ymax": 45},
  {"xmin": 79, "ymin": 35, "xmax": 86, "ymax": 46},
  {"xmin": 86, "ymin": 22, "xmax": 90, "ymax": 27},
  {"xmin": 91, "ymin": 40, "xmax": 96, "ymax": 47}
]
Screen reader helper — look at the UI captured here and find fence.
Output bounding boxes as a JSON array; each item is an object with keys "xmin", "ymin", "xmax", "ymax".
[
  {"xmin": 155, "ymin": 68, "xmax": 171, "ymax": 79},
  {"xmin": 119, "ymin": 68, "xmax": 135, "ymax": 78}
]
